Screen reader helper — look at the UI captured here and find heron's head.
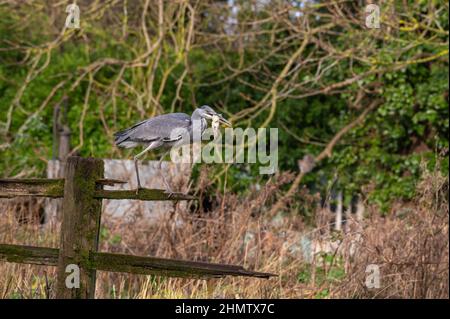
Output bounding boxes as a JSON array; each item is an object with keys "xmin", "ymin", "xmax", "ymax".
[{"xmin": 196, "ymin": 105, "xmax": 232, "ymax": 127}]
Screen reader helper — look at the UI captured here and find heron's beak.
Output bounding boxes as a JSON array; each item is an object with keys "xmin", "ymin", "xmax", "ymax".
[{"xmin": 217, "ymin": 114, "xmax": 232, "ymax": 127}]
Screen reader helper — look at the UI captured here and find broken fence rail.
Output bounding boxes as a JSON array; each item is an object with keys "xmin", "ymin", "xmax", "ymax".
[{"xmin": 0, "ymin": 243, "xmax": 273, "ymax": 279}]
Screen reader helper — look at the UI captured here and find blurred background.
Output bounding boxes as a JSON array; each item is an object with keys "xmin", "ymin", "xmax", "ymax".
[{"xmin": 0, "ymin": 0, "xmax": 448, "ymax": 298}]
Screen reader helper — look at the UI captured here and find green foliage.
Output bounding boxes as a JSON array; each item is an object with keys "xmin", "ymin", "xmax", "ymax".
[
  {"xmin": 297, "ymin": 253, "xmax": 346, "ymax": 292},
  {"xmin": 0, "ymin": 2, "xmax": 448, "ymax": 213}
]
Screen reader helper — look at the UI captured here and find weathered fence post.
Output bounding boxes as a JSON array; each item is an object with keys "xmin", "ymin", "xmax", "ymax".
[{"xmin": 56, "ymin": 157, "xmax": 104, "ymax": 299}]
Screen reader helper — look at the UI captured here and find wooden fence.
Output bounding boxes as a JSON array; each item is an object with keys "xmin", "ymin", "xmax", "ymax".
[{"xmin": 0, "ymin": 156, "xmax": 274, "ymax": 299}]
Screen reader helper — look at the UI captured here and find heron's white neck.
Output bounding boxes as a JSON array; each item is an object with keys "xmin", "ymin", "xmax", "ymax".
[{"xmin": 191, "ymin": 110, "xmax": 207, "ymax": 141}]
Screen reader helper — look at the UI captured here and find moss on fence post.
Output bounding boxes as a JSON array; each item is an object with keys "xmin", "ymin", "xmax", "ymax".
[{"xmin": 55, "ymin": 156, "xmax": 104, "ymax": 299}]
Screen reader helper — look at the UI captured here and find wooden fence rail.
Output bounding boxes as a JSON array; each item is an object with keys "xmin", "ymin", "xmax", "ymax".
[{"xmin": 0, "ymin": 156, "xmax": 275, "ymax": 299}]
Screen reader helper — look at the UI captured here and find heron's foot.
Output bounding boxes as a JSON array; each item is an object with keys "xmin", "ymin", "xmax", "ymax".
[
  {"xmin": 163, "ymin": 189, "xmax": 186, "ymax": 199},
  {"xmin": 135, "ymin": 186, "xmax": 144, "ymax": 195}
]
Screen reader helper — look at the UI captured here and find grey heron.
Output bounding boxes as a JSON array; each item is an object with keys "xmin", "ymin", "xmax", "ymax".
[{"xmin": 114, "ymin": 105, "xmax": 231, "ymax": 194}]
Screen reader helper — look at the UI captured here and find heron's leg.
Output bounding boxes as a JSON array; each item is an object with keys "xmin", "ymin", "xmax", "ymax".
[
  {"xmin": 158, "ymin": 150, "xmax": 174, "ymax": 193},
  {"xmin": 158, "ymin": 150, "xmax": 187, "ymax": 199},
  {"xmin": 133, "ymin": 158, "xmax": 142, "ymax": 191},
  {"xmin": 133, "ymin": 143, "xmax": 155, "ymax": 193}
]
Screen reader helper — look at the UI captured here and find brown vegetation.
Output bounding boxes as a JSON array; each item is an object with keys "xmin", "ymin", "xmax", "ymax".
[{"xmin": 0, "ymin": 164, "xmax": 447, "ymax": 299}]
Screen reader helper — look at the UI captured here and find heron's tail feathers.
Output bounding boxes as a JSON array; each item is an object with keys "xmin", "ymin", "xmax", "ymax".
[
  {"xmin": 114, "ymin": 119, "xmax": 149, "ymax": 148},
  {"xmin": 116, "ymin": 141, "xmax": 139, "ymax": 148},
  {"xmin": 114, "ymin": 129, "xmax": 138, "ymax": 148}
]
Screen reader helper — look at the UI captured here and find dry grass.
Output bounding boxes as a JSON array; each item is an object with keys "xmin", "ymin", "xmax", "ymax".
[{"xmin": 0, "ymin": 165, "xmax": 448, "ymax": 299}]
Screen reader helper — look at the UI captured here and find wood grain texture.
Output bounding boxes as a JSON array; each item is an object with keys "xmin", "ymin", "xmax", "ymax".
[
  {"xmin": 0, "ymin": 178, "xmax": 64, "ymax": 198},
  {"xmin": 0, "ymin": 244, "xmax": 275, "ymax": 279},
  {"xmin": 92, "ymin": 251, "xmax": 275, "ymax": 279},
  {"xmin": 94, "ymin": 188, "xmax": 197, "ymax": 201},
  {"xmin": 0, "ymin": 244, "xmax": 58, "ymax": 266},
  {"xmin": 0, "ymin": 178, "xmax": 132, "ymax": 198},
  {"xmin": 56, "ymin": 157, "xmax": 104, "ymax": 299}
]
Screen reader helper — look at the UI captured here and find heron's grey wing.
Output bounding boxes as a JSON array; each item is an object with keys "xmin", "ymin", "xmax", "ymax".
[{"xmin": 114, "ymin": 113, "xmax": 191, "ymax": 146}]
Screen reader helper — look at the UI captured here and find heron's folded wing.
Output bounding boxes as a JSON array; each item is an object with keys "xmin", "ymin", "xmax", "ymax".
[{"xmin": 117, "ymin": 113, "xmax": 191, "ymax": 144}]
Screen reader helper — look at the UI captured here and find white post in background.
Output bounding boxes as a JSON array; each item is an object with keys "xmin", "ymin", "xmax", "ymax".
[
  {"xmin": 345, "ymin": 205, "xmax": 352, "ymax": 233},
  {"xmin": 365, "ymin": 4, "xmax": 380, "ymax": 29},
  {"xmin": 356, "ymin": 197, "xmax": 364, "ymax": 222},
  {"xmin": 334, "ymin": 191, "xmax": 343, "ymax": 231}
]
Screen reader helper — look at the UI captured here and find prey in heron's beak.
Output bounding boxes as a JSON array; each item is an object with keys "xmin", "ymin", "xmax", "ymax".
[
  {"xmin": 207, "ymin": 112, "xmax": 232, "ymax": 127},
  {"xmin": 217, "ymin": 114, "xmax": 232, "ymax": 127}
]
